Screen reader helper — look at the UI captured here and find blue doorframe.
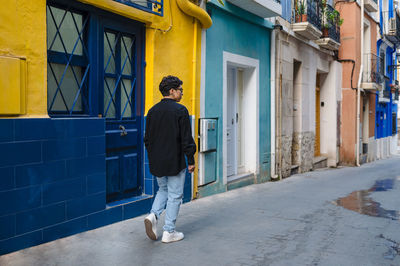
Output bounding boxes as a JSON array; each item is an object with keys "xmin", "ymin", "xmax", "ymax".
[
  {"xmin": 47, "ymin": 0, "xmax": 146, "ymax": 203},
  {"xmin": 99, "ymin": 16, "xmax": 145, "ymax": 202}
]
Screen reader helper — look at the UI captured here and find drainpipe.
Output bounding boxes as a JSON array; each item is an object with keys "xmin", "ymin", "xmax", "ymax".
[
  {"xmin": 176, "ymin": 0, "xmax": 212, "ymax": 29},
  {"xmin": 276, "ymin": 29, "xmax": 283, "ymax": 180},
  {"xmin": 357, "ymin": 0, "xmax": 364, "ymax": 166},
  {"xmin": 271, "ymin": 25, "xmax": 277, "ymax": 179},
  {"xmin": 192, "ymin": 19, "xmax": 199, "ymax": 197},
  {"xmin": 175, "ymin": 0, "xmax": 212, "ymax": 198}
]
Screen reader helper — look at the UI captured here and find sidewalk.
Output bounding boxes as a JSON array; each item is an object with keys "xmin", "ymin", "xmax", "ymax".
[{"xmin": 1, "ymin": 156, "xmax": 400, "ymax": 266}]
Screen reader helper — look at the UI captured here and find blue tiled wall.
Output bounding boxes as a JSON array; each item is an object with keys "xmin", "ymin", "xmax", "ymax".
[
  {"xmin": 0, "ymin": 118, "xmax": 151, "ymax": 255},
  {"xmin": 0, "ymin": 117, "xmax": 192, "ymax": 255},
  {"xmin": 0, "ymin": 118, "xmax": 107, "ymax": 254}
]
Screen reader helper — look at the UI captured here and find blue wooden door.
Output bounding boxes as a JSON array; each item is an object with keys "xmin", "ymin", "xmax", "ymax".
[{"xmin": 100, "ymin": 17, "xmax": 144, "ymax": 203}]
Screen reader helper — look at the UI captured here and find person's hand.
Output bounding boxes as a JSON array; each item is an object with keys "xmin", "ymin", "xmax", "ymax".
[{"xmin": 188, "ymin": 165, "xmax": 195, "ymax": 173}]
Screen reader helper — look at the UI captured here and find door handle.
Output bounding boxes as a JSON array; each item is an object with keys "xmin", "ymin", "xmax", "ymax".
[{"xmin": 119, "ymin": 125, "xmax": 128, "ymax": 136}]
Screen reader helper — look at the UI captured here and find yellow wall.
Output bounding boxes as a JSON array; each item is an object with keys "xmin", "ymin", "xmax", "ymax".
[
  {"xmin": 0, "ymin": 0, "xmax": 208, "ymax": 118},
  {"xmin": 0, "ymin": 0, "xmax": 47, "ymax": 117},
  {"xmin": 149, "ymin": 1, "xmax": 200, "ymax": 114}
]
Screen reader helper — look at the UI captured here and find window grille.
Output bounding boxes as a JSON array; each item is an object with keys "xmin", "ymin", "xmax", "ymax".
[
  {"xmin": 103, "ymin": 31, "xmax": 137, "ymax": 120},
  {"xmin": 47, "ymin": 4, "xmax": 90, "ymax": 115}
]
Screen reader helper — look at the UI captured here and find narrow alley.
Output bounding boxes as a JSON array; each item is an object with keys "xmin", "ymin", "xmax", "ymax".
[{"xmin": 1, "ymin": 156, "xmax": 399, "ymax": 266}]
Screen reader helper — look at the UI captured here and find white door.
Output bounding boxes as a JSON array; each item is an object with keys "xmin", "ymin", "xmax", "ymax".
[
  {"xmin": 236, "ymin": 69, "xmax": 245, "ymax": 174},
  {"xmin": 227, "ymin": 67, "xmax": 236, "ymax": 177}
]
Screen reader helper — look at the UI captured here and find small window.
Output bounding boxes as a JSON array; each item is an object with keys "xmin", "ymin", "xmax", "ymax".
[{"xmin": 47, "ymin": 4, "xmax": 90, "ymax": 115}]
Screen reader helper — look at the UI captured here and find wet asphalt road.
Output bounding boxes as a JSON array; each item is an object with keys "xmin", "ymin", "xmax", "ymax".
[{"xmin": 1, "ymin": 155, "xmax": 400, "ymax": 266}]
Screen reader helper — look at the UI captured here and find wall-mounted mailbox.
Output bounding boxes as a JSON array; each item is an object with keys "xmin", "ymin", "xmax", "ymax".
[
  {"xmin": 199, "ymin": 118, "xmax": 218, "ymax": 186},
  {"xmin": 0, "ymin": 56, "xmax": 26, "ymax": 115},
  {"xmin": 199, "ymin": 118, "xmax": 217, "ymax": 152}
]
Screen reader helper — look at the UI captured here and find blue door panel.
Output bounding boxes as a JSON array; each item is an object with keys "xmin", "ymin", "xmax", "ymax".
[
  {"xmin": 105, "ymin": 128, "xmax": 138, "ymax": 149},
  {"xmin": 106, "ymin": 156, "xmax": 120, "ymax": 195},
  {"xmin": 122, "ymin": 153, "xmax": 138, "ymax": 191}
]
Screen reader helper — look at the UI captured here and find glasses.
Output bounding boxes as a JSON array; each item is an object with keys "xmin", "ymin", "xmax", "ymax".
[{"xmin": 175, "ymin": 87, "xmax": 183, "ymax": 93}]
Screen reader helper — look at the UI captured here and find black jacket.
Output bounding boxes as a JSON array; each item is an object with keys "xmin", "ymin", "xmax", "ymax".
[{"xmin": 144, "ymin": 98, "xmax": 196, "ymax": 177}]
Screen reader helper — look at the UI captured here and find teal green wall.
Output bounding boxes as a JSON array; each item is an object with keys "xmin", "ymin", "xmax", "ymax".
[{"xmin": 199, "ymin": 2, "xmax": 272, "ymax": 197}]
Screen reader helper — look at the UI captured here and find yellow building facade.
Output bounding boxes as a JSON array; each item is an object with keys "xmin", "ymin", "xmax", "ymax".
[{"xmin": 0, "ymin": 0, "xmax": 211, "ymax": 255}]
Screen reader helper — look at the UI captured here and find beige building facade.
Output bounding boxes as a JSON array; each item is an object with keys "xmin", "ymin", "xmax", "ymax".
[{"xmin": 273, "ymin": 14, "xmax": 342, "ymax": 178}]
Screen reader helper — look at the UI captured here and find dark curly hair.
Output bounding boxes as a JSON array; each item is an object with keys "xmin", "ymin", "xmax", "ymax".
[{"xmin": 159, "ymin": 75, "xmax": 183, "ymax": 96}]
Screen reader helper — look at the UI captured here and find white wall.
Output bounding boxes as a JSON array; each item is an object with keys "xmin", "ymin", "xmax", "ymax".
[{"xmin": 320, "ymin": 61, "xmax": 342, "ymax": 166}]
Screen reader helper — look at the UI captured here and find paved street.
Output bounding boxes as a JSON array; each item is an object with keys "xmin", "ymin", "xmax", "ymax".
[{"xmin": 1, "ymin": 156, "xmax": 400, "ymax": 266}]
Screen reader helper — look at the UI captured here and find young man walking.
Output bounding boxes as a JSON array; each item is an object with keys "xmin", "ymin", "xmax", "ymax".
[{"xmin": 144, "ymin": 75, "xmax": 196, "ymax": 243}]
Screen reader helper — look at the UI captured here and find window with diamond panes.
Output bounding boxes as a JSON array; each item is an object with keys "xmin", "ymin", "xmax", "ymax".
[
  {"xmin": 47, "ymin": 5, "xmax": 90, "ymax": 115},
  {"xmin": 104, "ymin": 31, "xmax": 136, "ymax": 119}
]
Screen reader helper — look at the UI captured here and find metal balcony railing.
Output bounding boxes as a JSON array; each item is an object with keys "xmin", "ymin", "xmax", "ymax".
[
  {"xmin": 381, "ymin": 11, "xmax": 400, "ymax": 43},
  {"xmin": 113, "ymin": 0, "xmax": 163, "ymax": 16},
  {"xmin": 306, "ymin": 0, "xmax": 322, "ymax": 29},
  {"xmin": 325, "ymin": 4, "xmax": 340, "ymax": 43},
  {"xmin": 363, "ymin": 53, "xmax": 382, "ymax": 84},
  {"xmin": 293, "ymin": 0, "xmax": 322, "ymax": 29}
]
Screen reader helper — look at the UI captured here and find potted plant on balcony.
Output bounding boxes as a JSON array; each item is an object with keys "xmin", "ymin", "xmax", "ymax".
[
  {"xmin": 330, "ymin": 9, "xmax": 344, "ymax": 27},
  {"xmin": 390, "ymin": 83, "xmax": 397, "ymax": 93},
  {"xmin": 295, "ymin": 0, "xmax": 307, "ymax": 22},
  {"xmin": 320, "ymin": 0, "xmax": 330, "ymax": 37},
  {"xmin": 321, "ymin": 6, "xmax": 343, "ymax": 38}
]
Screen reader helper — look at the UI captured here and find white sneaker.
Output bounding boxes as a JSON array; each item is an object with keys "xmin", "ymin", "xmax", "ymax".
[
  {"xmin": 144, "ymin": 213, "xmax": 158, "ymax": 240},
  {"xmin": 161, "ymin": 231, "xmax": 184, "ymax": 243}
]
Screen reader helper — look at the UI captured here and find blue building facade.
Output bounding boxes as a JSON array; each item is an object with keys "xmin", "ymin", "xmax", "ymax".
[{"xmin": 376, "ymin": 0, "xmax": 399, "ymax": 155}]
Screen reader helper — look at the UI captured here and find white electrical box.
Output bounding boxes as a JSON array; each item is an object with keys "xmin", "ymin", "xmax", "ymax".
[{"xmin": 199, "ymin": 118, "xmax": 217, "ymax": 152}]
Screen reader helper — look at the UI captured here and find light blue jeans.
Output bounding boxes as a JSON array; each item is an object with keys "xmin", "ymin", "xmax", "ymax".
[{"xmin": 151, "ymin": 168, "xmax": 186, "ymax": 232}]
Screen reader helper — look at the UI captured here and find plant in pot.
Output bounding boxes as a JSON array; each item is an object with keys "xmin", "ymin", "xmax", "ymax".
[
  {"xmin": 328, "ymin": 9, "xmax": 343, "ymax": 37},
  {"xmin": 321, "ymin": 0, "xmax": 330, "ymax": 37},
  {"xmin": 295, "ymin": 0, "xmax": 307, "ymax": 22},
  {"xmin": 329, "ymin": 10, "xmax": 343, "ymax": 26},
  {"xmin": 390, "ymin": 84, "xmax": 397, "ymax": 93},
  {"xmin": 322, "ymin": 6, "xmax": 343, "ymax": 38},
  {"xmin": 322, "ymin": 17, "xmax": 331, "ymax": 37}
]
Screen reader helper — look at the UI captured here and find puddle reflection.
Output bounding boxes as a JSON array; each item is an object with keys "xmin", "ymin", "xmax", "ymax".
[{"xmin": 334, "ymin": 179, "xmax": 399, "ymax": 220}]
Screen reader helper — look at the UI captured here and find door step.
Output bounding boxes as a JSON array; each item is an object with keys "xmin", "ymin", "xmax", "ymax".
[
  {"xmin": 227, "ymin": 172, "xmax": 254, "ymax": 183},
  {"xmin": 227, "ymin": 173, "xmax": 255, "ymax": 191},
  {"xmin": 313, "ymin": 156, "xmax": 327, "ymax": 170},
  {"xmin": 290, "ymin": 165, "xmax": 299, "ymax": 175},
  {"xmin": 360, "ymin": 153, "xmax": 368, "ymax": 164}
]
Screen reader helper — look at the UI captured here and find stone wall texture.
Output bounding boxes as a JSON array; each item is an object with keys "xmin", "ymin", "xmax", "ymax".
[
  {"xmin": 292, "ymin": 131, "xmax": 315, "ymax": 173},
  {"xmin": 278, "ymin": 134, "xmax": 292, "ymax": 178}
]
